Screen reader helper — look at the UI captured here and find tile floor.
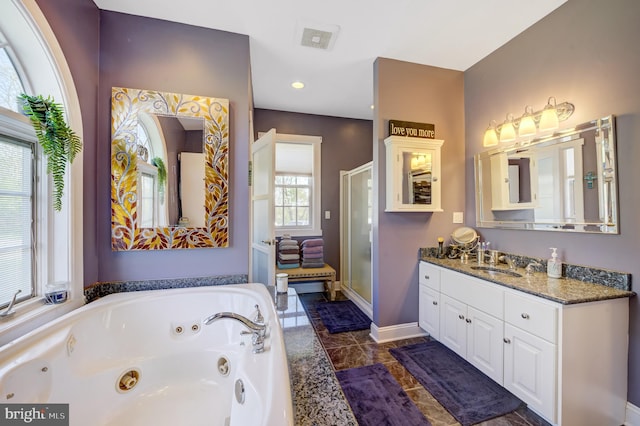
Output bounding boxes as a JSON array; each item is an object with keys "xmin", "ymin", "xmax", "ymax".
[{"xmin": 299, "ymin": 291, "xmax": 551, "ymax": 426}]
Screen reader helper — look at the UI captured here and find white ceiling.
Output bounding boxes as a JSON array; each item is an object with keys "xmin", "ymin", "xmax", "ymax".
[{"xmin": 93, "ymin": 0, "xmax": 566, "ymax": 120}]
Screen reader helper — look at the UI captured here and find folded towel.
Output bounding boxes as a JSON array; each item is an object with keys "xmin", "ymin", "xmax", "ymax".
[
  {"xmin": 278, "ymin": 248, "xmax": 300, "ymax": 255},
  {"xmin": 278, "ymin": 257, "xmax": 299, "ymax": 264},
  {"xmin": 301, "ymin": 245, "xmax": 323, "ymax": 254},
  {"xmin": 301, "ymin": 261, "xmax": 325, "ymax": 268},
  {"xmin": 279, "ymin": 240, "xmax": 299, "ymax": 248},
  {"xmin": 301, "ymin": 238, "xmax": 324, "ymax": 247},
  {"xmin": 277, "ymin": 262, "xmax": 300, "ymax": 269},
  {"xmin": 278, "ymin": 253, "xmax": 300, "ymax": 261},
  {"xmin": 302, "ymin": 252, "xmax": 324, "ymax": 260}
]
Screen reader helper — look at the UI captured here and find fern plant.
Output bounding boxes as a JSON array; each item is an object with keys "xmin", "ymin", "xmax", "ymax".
[
  {"xmin": 19, "ymin": 94, "xmax": 82, "ymax": 211},
  {"xmin": 151, "ymin": 157, "xmax": 167, "ymax": 187}
]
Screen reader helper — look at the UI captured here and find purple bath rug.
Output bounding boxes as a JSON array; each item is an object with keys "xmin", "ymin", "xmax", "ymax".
[
  {"xmin": 390, "ymin": 340, "xmax": 525, "ymax": 426},
  {"xmin": 315, "ymin": 299, "xmax": 370, "ymax": 333},
  {"xmin": 335, "ymin": 363, "xmax": 431, "ymax": 426}
]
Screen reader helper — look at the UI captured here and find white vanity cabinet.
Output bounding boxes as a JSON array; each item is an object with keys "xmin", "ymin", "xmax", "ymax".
[
  {"xmin": 418, "ymin": 261, "xmax": 630, "ymax": 426},
  {"xmin": 384, "ymin": 135, "xmax": 443, "ymax": 212},
  {"xmin": 418, "ymin": 262, "xmax": 440, "ymax": 339},
  {"xmin": 438, "ymin": 269, "xmax": 504, "ymax": 384},
  {"xmin": 503, "ymin": 291, "xmax": 557, "ymax": 421}
]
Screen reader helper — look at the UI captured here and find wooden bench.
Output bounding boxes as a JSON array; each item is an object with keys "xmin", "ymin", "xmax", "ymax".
[{"xmin": 275, "ymin": 263, "xmax": 337, "ymax": 301}]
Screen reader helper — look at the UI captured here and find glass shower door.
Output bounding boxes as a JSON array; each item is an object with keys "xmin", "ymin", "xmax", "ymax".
[{"xmin": 341, "ymin": 163, "xmax": 372, "ymax": 305}]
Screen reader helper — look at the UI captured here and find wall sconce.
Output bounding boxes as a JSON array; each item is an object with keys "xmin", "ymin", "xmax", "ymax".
[{"xmin": 482, "ymin": 96, "xmax": 574, "ymax": 147}]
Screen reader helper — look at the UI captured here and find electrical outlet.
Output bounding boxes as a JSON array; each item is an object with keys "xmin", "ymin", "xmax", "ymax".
[
  {"xmin": 453, "ymin": 212, "xmax": 463, "ymax": 223},
  {"xmin": 325, "ymin": 210, "xmax": 331, "ymax": 219}
]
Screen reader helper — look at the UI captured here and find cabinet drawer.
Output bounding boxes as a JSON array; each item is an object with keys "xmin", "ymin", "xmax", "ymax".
[
  {"xmin": 505, "ymin": 291, "xmax": 557, "ymax": 343},
  {"xmin": 419, "ymin": 262, "xmax": 441, "ymax": 291},
  {"xmin": 441, "ymin": 269, "xmax": 503, "ymax": 319}
]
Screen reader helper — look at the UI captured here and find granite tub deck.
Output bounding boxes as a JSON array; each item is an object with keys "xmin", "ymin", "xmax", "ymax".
[
  {"xmin": 275, "ymin": 289, "xmax": 358, "ymax": 426},
  {"xmin": 84, "ymin": 274, "xmax": 248, "ymax": 302},
  {"xmin": 419, "ymin": 250, "xmax": 634, "ymax": 304}
]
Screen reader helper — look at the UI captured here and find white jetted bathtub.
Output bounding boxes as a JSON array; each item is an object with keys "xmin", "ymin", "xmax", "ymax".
[{"xmin": 0, "ymin": 284, "xmax": 293, "ymax": 426}]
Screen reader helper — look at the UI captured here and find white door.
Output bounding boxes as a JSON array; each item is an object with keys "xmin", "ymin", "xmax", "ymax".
[
  {"xmin": 467, "ymin": 306, "xmax": 504, "ymax": 384},
  {"xmin": 250, "ymin": 129, "xmax": 276, "ymax": 285},
  {"xmin": 419, "ymin": 285, "xmax": 440, "ymax": 339},
  {"xmin": 504, "ymin": 323, "xmax": 556, "ymax": 421},
  {"xmin": 439, "ymin": 294, "xmax": 467, "ymax": 357}
]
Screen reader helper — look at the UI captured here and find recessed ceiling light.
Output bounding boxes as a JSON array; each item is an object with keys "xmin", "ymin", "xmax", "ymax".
[
  {"xmin": 370, "ymin": 104, "xmax": 375, "ymax": 110},
  {"xmin": 291, "ymin": 81, "xmax": 305, "ymax": 89}
]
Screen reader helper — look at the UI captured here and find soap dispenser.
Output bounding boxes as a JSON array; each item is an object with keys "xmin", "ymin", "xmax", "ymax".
[{"xmin": 547, "ymin": 248, "xmax": 563, "ymax": 278}]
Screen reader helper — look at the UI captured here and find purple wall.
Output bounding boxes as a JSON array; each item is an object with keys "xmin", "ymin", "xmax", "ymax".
[
  {"xmin": 464, "ymin": 0, "xmax": 640, "ymax": 404},
  {"xmin": 253, "ymin": 109, "xmax": 373, "ymax": 276},
  {"xmin": 35, "ymin": 0, "xmax": 101, "ymax": 286},
  {"xmin": 373, "ymin": 59, "xmax": 465, "ymax": 327},
  {"xmin": 96, "ymin": 12, "xmax": 251, "ymax": 281}
]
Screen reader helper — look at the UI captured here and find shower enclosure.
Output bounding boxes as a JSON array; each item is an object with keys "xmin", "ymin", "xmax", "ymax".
[{"xmin": 340, "ymin": 162, "xmax": 372, "ymax": 317}]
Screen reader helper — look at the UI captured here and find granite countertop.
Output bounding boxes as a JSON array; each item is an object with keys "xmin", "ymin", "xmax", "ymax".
[
  {"xmin": 420, "ymin": 255, "xmax": 635, "ymax": 305},
  {"xmin": 271, "ymin": 287, "xmax": 357, "ymax": 426}
]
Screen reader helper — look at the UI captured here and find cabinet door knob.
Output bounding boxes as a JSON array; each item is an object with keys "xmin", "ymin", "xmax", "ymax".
[
  {"xmin": 465, "ymin": 318, "xmax": 472, "ymax": 324},
  {"xmin": 432, "ymin": 301, "xmax": 438, "ymax": 306},
  {"xmin": 503, "ymin": 337, "xmax": 511, "ymax": 344},
  {"xmin": 521, "ymin": 313, "xmax": 530, "ymax": 319},
  {"xmin": 424, "ymin": 275, "xmax": 430, "ymax": 280},
  {"xmin": 458, "ymin": 314, "xmax": 465, "ymax": 320},
  {"xmin": 432, "ymin": 177, "xmax": 438, "ymax": 182}
]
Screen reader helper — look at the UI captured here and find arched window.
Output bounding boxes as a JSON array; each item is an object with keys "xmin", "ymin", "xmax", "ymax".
[
  {"xmin": 0, "ymin": 1, "xmax": 84, "ymax": 345},
  {"xmin": 0, "ymin": 43, "xmax": 26, "ymax": 112},
  {"xmin": 0, "ymin": 30, "xmax": 33, "ymax": 310}
]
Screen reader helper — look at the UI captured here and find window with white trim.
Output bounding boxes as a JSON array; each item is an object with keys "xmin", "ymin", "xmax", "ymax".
[
  {"xmin": 0, "ymin": 1, "xmax": 84, "ymax": 345},
  {"xmin": 275, "ymin": 134, "xmax": 322, "ymax": 237},
  {"xmin": 0, "ymin": 38, "xmax": 33, "ymax": 309}
]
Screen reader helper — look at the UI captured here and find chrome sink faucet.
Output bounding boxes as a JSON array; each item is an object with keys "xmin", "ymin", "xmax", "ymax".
[
  {"xmin": 499, "ymin": 255, "xmax": 516, "ymax": 270},
  {"xmin": 205, "ymin": 305, "xmax": 267, "ymax": 353},
  {"xmin": 525, "ymin": 261, "xmax": 542, "ymax": 276}
]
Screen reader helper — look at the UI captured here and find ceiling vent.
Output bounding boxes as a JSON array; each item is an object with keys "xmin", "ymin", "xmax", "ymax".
[
  {"xmin": 296, "ymin": 21, "xmax": 340, "ymax": 51},
  {"xmin": 301, "ymin": 28, "xmax": 334, "ymax": 50}
]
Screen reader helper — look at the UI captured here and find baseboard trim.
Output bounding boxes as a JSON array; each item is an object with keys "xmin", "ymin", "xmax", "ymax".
[
  {"xmin": 626, "ymin": 401, "xmax": 640, "ymax": 425},
  {"xmin": 370, "ymin": 321, "xmax": 427, "ymax": 344}
]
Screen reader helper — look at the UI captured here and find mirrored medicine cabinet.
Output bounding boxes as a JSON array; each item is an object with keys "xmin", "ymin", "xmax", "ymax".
[
  {"xmin": 475, "ymin": 115, "xmax": 618, "ymax": 233},
  {"xmin": 384, "ymin": 135, "xmax": 444, "ymax": 212}
]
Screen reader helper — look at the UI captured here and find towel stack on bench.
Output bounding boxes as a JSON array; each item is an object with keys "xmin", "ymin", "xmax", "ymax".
[
  {"xmin": 301, "ymin": 238, "xmax": 324, "ymax": 268},
  {"xmin": 277, "ymin": 237, "xmax": 300, "ymax": 269}
]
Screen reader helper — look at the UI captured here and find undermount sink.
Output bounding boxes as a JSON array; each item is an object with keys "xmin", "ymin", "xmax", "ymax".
[{"xmin": 470, "ymin": 265, "xmax": 523, "ymax": 278}]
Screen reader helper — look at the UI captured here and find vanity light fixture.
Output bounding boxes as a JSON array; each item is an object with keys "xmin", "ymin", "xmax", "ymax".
[
  {"xmin": 291, "ymin": 81, "xmax": 305, "ymax": 89},
  {"xmin": 482, "ymin": 96, "xmax": 574, "ymax": 147}
]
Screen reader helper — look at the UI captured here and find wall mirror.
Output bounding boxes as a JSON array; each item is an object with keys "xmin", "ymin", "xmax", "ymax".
[
  {"xmin": 475, "ymin": 115, "xmax": 618, "ymax": 233},
  {"xmin": 111, "ymin": 87, "xmax": 229, "ymax": 250}
]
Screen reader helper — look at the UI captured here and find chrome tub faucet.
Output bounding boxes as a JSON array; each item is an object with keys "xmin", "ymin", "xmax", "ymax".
[{"xmin": 205, "ymin": 305, "xmax": 267, "ymax": 353}]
